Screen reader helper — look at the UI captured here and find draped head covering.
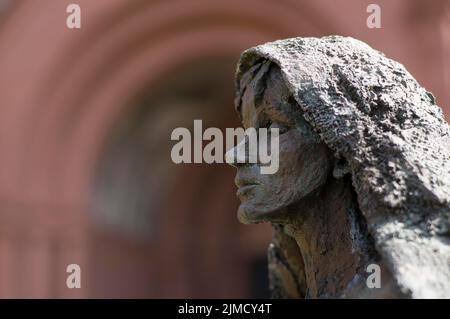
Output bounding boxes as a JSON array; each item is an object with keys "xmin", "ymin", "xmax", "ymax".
[{"xmin": 235, "ymin": 36, "xmax": 450, "ymax": 298}]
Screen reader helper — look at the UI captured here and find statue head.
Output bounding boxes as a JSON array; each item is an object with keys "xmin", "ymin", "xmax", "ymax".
[
  {"xmin": 226, "ymin": 62, "xmax": 334, "ymax": 225},
  {"xmin": 227, "ymin": 36, "xmax": 450, "ymax": 298}
]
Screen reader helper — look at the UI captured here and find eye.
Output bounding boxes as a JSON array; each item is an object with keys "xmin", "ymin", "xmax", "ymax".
[
  {"xmin": 268, "ymin": 121, "xmax": 289, "ymax": 134},
  {"xmin": 260, "ymin": 119, "xmax": 272, "ymax": 128}
]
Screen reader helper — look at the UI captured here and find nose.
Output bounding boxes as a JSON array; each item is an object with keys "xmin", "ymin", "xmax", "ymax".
[{"xmin": 225, "ymin": 135, "xmax": 247, "ymax": 168}]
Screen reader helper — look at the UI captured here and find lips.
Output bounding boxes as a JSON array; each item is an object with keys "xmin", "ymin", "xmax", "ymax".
[
  {"xmin": 235, "ymin": 173, "xmax": 259, "ymax": 197},
  {"xmin": 234, "ymin": 175, "xmax": 259, "ymax": 188},
  {"xmin": 236, "ymin": 184, "xmax": 258, "ymax": 197}
]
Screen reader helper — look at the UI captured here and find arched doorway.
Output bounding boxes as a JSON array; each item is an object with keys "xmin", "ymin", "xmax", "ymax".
[{"xmin": 0, "ymin": 0, "xmax": 325, "ymax": 297}]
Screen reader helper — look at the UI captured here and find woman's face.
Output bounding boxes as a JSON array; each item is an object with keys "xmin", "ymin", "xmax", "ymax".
[{"xmin": 228, "ymin": 66, "xmax": 332, "ymax": 224}]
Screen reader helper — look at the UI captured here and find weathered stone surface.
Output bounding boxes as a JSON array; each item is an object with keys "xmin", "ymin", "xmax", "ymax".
[{"xmin": 232, "ymin": 36, "xmax": 450, "ymax": 298}]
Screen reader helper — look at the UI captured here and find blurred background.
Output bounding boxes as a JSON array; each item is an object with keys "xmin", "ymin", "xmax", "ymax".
[{"xmin": 0, "ymin": 0, "xmax": 448, "ymax": 298}]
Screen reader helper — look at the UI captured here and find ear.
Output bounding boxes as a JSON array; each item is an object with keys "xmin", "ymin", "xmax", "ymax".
[{"xmin": 332, "ymin": 157, "xmax": 351, "ymax": 179}]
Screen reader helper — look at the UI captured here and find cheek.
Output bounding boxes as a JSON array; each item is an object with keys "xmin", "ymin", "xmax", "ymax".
[
  {"xmin": 293, "ymin": 143, "xmax": 331, "ymax": 195},
  {"xmin": 278, "ymin": 130, "xmax": 310, "ymax": 173},
  {"xmin": 266, "ymin": 130, "xmax": 331, "ymax": 199},
  {"xmin": 256, "ymin": 131, "xmax": 306, "ymax": 195}
]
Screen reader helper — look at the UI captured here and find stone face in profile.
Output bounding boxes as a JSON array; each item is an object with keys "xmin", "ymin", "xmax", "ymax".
[{"xmin": 228, "ymin": 36, "xmax": 450, "ymax": 298}]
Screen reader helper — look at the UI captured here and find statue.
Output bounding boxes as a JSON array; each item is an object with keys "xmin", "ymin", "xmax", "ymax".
[{"xmin": 226, "ymin": 36, "xmax": 450, "ymax": 298}]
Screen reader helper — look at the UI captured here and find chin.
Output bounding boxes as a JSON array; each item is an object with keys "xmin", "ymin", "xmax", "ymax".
[{"xmin": 237, "ymin": 201, "xmax": 285, "ymax": 224}]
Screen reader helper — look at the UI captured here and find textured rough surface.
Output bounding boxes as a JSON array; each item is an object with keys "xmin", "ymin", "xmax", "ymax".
[{"xmin": 235, "ymin": 36, "xmax": 450, "ymax": 298}]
